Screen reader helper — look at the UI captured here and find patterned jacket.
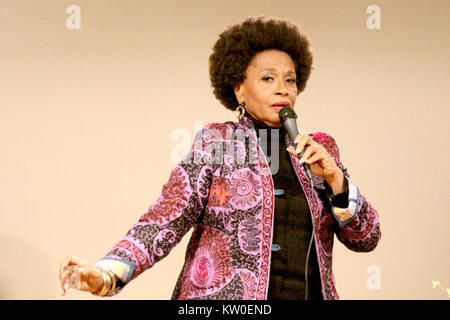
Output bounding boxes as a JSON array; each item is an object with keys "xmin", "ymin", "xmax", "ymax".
[{"xmin": 95, "ymin": 116, "xmax": 381, "ymax": 300}]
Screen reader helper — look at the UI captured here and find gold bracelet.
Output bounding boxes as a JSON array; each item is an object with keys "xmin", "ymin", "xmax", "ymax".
[
  {"xmin": 104, "ymin": 269, "xmax": 117, "ymax": 294},
  {"xmin": 93, "ymin": 268, "xmax": 112, "ymax": 296}
]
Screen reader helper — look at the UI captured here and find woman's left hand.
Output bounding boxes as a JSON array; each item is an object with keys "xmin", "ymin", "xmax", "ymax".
[{"xmin": 286, "ymin": 132, "xmax": 342, "ymax": 183}]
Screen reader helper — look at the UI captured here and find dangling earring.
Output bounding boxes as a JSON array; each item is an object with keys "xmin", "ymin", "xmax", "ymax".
[{"xmin": 235, "ymin": 102, "xmax": 246, "ymax": 121}]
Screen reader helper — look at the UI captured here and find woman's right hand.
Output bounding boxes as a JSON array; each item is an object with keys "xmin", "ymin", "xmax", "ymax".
[{"xmin": 59, "ymin": 256, "xmax": 104, "ymax": 296}]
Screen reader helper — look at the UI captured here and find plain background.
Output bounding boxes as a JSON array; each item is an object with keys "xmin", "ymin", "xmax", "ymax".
[{"xmin": 0, "ymin": 0, "xmax": 448, "ymax": 300}]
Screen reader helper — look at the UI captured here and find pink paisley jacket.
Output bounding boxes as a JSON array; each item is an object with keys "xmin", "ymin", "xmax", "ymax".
[{"xmin": 95, "ymin": 116, "xmax": 381, "ymax": 300}]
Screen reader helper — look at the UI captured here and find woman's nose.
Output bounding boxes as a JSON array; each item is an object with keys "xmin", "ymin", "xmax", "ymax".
[
  {"xmin": 277, "ymin": 90, "xmax": 289, "ymax": 96},
  {"xmin": 276, "ymin": 80, "xmax": 289, "ymax": 96}
]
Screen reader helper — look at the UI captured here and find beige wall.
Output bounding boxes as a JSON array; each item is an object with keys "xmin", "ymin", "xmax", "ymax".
[{"xmin": 0, "ymin": 0, "xmax": 448, "ymax": 300}]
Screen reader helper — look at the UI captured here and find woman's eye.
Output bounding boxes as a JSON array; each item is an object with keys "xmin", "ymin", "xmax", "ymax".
[{"xmin": 262, "ymin": 76, "xmax": 296, "ymax": 83}]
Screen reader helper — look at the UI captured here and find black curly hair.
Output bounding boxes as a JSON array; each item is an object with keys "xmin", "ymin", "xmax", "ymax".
[{"xmin": 209, "ymin": 16, "xmax": 314, "ymax": 111}]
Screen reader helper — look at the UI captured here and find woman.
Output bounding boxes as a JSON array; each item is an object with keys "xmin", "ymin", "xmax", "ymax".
[{"xmin": 59, "ymin": 16, "xmax": 381, "ymax": 300}]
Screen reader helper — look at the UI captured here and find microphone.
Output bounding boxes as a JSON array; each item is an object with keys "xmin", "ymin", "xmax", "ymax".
[
  {"xmin": 279, "ymin": 107, "xmax": 313, "ymax": 181},
  {"xmin": 279, "ymin": 106, "xmax": 317, "ymax": 300}
]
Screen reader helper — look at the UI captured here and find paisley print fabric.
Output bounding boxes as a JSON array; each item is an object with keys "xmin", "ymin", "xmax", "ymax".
[
  {"xmin": 178, "ymin": 225, "xmax": 232, "ymax": 299},
  {"xmin": 229, "ymin": 168, "xmax": 261, "ymax": 210},
  {"xmin": 95, "ymin": 116, "xmax": 381, "ymax": 299},
  {"xmin": 238, "ymin": 270, "xmax": 258, "ymax": 300},
  {"xmin": 141, "ymin": 166, "xmax": 192, "ymax": 225},
  {"xmin": 208, "ymin": 176, "xmax": 231, "ymax": 209}
]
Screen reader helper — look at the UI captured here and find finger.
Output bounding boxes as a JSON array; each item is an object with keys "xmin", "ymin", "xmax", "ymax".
[
  {"xmin": 60, "ymin": 268, "xmax": 67, "ymax": 296},
  {"xmin": 294, "ymin": 133, "xmax": 313, "ymax": 155},
  {"xmin": 302, "ymin": 144, "xmax": 323, "ymax": 163},
  {"xmin": 62, "ymin": 267, "xmax": 84, "ymax": 294},
  {"xmin": 298, "ymin": 145, "xmax": 316, "ymax": 163},
  {"xmin": 59, "ymin": 257, "xmax": 77, "ymax": 280},
  {"xmin": 288, "ymin": 142, "xmax": 315, "ymax": 158},
  {"xmin": 301, "ymin": 151, "xmax": 322, "ymax": 165},
  {"xmin": 293, "ymin": 131, "xmax": 309, "ymax": 144},
  {"xmin": 65, "ymin": 255, "xmax": 85, "ymax": 266},
  {"xmin": 286, "ymin": 146, "xmax": 298, "ymax": 158},
  {"xmin": 59, "ymin": 256, "xmax": 73, "ymax": 292},
  {"xmin": 293, "ymin": 132, "xmax": 306, "ymax": 149},
  {"xmin": 61, "ymin": 272, "xmax": 69, "ymax": 295},
  {"xmin": 59, "ymin": 256, "xmax": 71, "ymax": 277},
  {"xmin": 293, "ymin": 132, "xmax": 303, "ymax": 145},
  {"xmin": 286, "ymin": 145, "xmax": 295, "ymax": 154},
  {"xmin": 59, "ymin": 256, "xmax": 85, "ymax": 292},
  {"xmin": 60, "ymin": 267, "xmax": 74, "ymax": 294},
  {"xmin": 60, "ymin": 255, "xmax": 83, "ymax": 273}
]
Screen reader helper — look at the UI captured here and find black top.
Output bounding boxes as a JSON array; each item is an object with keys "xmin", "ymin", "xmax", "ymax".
[
  {"xmin": 247, "ymin": 115, "xmax": 322, "ymax": 300},
  {"xmin": 245, "ymin": 112, "xmax": 350, "ymax": 300}
]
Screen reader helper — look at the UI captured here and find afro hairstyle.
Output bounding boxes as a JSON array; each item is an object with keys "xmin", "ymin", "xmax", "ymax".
[{"xmin": 209, "ymin": 16, "xmax": 314, "ymax": 111}]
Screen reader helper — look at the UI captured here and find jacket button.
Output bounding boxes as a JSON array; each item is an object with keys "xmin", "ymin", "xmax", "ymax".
[{"xmin": 271, "ymin": 244, "xmax": 282, "ymax": 252}]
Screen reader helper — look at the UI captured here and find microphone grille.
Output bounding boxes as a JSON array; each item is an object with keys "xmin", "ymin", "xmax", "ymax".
[{"xmin": 279, "ymin": 107, "xmax": 297, "ymax": 123}]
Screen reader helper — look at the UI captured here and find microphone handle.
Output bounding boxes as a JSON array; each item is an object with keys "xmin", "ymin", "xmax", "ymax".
[
  {"xmin": 295, "ymin": 145, "xmax": 313, "ymax": 181},
  {"xmin": 282, "ymin": 116, "xmax": 313, "ymax": 181}
]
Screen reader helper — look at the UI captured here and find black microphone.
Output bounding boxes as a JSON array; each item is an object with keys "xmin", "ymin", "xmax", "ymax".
[{"xmin": 279, "ymin": 107, "xmax": 313, "ymax": 180}]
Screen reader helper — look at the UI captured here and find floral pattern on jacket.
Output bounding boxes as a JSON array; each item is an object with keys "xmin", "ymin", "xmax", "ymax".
[{"xmin": 95, "ymin": 116, "xmax": 381, "ymax": 300}]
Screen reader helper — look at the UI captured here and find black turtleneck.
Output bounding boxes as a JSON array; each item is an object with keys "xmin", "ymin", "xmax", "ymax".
[{"xmin": 244, "ymin": 111, "xmax": 323, "ymax": 300}]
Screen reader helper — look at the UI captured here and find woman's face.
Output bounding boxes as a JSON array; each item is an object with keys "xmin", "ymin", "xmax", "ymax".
[{"xmin": 234, "ymin": 49, "xmax": 298, "ymax": 127}]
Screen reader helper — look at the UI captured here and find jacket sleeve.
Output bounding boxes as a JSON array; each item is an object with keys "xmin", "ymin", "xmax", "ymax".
[
  {"xmin": 93, "ymin": 127, "xmax": 214, "ymax": 296},
  {"xmin": 318, "ymin": 133, "xmax": 381, "ymax": 253}
]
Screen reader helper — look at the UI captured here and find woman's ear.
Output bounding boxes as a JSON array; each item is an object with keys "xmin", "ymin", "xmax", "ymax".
[{"xmin": 233, "ymin": 83, "xmax": 243, "ymax": 103}]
